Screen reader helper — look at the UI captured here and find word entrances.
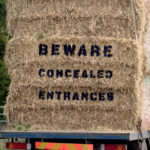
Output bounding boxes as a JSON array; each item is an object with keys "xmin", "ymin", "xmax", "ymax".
[{"xmin": 39, "ymin": 91, "xmax": 114, "ymax": 101}]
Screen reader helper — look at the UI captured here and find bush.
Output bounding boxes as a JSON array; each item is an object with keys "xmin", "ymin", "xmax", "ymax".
[{"xmin": 0, "ymin": 0, "xmax": 10, "ymax": 107}]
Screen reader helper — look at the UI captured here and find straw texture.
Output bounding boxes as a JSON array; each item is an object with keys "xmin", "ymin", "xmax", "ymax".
[
  {"xmin": 5, "ymin": 103, "xmax": 141, "ymax": 131},
  {"xmin": 5, "ymin": 36, "xmax": 144, "ymax": 89},
  {"xmin": 7, "ymin": 0, "xmax": 146, "ymax": 40},
  {"xmin": 5, "ymin": 36, "xmax": 143, "ymax": 72},
  {"xmin": 4, "ymin": 36, "xmax": 144, "ymax": 131},
  {"xmin": 5, "ymin": 84, "xmax": 142, "ymax": 131},
  {"xmin": 4, "ymin": 0, "xmax": 149, "ymax": 131}
]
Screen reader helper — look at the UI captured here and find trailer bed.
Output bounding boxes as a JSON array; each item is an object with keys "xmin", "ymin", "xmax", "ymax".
[{"xmin": 0, "ymin": 131, "xmax": 150, "ymax": 141}]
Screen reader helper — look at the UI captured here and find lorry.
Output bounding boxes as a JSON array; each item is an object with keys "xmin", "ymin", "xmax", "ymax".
[{"xmin": 1, "ymin": 1, "xmax": 150, "ymax": 150}]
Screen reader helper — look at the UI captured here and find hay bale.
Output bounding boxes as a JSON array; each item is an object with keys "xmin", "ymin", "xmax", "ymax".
[
  {"xmin": 9, "ymin": 62, "xmax": 141, "ymax": 89},
  {"xmin": 5, "ymin": 104, "xmax": 140, "ymax": 131},
  {"xmin": 5, "ymin": 36, "xmax": 143, "ymax": 73},
  {"xmin": 7, "ymin": 0, "xmax": 143, "ymax": 18},
  {"xmin": 7, "ymin": 0, "xmax": 146, "ymax": 40},
  {"xmin": 6, "ymin": 83, "xmax": 141, "ymax": 105},
  {"xmin": 5, "ymin": 84, "xmax": 142, "ymax": 131}
]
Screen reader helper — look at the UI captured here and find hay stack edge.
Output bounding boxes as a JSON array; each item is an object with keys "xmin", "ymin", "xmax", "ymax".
[{"xmin": 4, "ymin": 0, "xmax": 150, "ymax": 132}]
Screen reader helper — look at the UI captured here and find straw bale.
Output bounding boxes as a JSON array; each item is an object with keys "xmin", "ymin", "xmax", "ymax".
[
  {"xmin": 4, "ymin": 104, "xmax": 140, "ymax": 131},
  {"xmin": 7, "ymin": 0, "xmax": 146, "ymax": 40},
  {"xmin": 9, "ymin": 62, "xmax": 141, "ymax": 89},
  {"xmin": 5, "ymin": 36, "xmax": 143, "ymax": 73},
  {"xmin": 7, "ymin": 0, "xmax": 142, "ymax": 18},
  {"xmin": 6, "ymin": 83, "xmax": 141, "ymax": 105},
  {"xmin": 5, "ymin": 84, "xmax": 142, "ymax": 131}
]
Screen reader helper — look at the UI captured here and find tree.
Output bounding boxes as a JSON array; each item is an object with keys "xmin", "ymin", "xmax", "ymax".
[{"xmin": 0, "ymin": 0, "xmax": 10, "ymax": 109}]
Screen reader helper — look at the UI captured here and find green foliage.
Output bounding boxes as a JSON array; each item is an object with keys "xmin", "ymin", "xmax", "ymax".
[
  {"xmin": 0, "ymin": 0, "xmax": 7, "ymax": 26},
  {"xmin": 37, "ymin": 33, "xmax": 44, "ymax": 40},
  {"xmin": 0, "ymin": 0, "xmax": 7, "ymax": 59},
  {"xmin": 13, "ymin": 123, "xmax": 31, "ymax": 131},
  {"xmin": 0, "ymin": 0, "xmax": 10, "ymax": 109},
  {"xmin": 0, "ymin": 60, "xmax": 10, "ymax": 105}
]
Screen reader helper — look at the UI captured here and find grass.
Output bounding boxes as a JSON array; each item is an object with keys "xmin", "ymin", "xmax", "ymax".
[{"xmin": 0, "ymin": 140, "xmax": 6, "ymax": 150}]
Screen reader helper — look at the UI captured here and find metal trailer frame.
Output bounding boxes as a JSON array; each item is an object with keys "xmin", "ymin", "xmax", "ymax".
[
  {"xmin": 0, "ymin": 131, "xmax": 150, "ymax": 141},
  {"xmin": 0, "ymin": 131, "xmax": 150, "ymax": 150}
]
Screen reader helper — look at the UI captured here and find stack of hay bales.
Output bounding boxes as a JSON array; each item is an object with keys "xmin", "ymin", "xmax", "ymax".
[
  {"xmin": 7, "ymin": 0, "xmax": 146, "ymax": 39},
  {"xmin": 5, "ymin": 0, "xmax": 148, "ymax": 131}
]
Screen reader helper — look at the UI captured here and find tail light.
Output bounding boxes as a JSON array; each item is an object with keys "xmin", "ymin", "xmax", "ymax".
[
  {"xmin": 6, "ymin": 142, "xmax": 31, "ymax": 149},
  {"xmin": 100, "ymin": 144, "xmax": 127, "ymax": 150}
]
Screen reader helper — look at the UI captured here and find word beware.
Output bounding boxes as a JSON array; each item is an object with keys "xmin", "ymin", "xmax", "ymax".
[{"xmin": 39, "ymin": 44, "xmax": 113, "ymax": 57}]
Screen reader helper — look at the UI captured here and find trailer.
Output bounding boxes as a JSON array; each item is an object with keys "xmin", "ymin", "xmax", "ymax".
[
  {"xmin": 1, "ymin": 1, "xmax": 150, "ymax": 150},
  {"xmin": 0, "ymin": 130, "xmax": 150, "ymax": 150}
]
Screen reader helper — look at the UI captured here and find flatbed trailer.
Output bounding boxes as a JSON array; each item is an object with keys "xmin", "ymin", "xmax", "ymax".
[{"xmin": 0, "ymin": 131, "xmax": 150, "ymax": 150}]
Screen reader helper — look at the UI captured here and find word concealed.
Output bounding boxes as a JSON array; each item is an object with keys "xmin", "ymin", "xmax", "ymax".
[
  {"xmin": 39, "ymin": 91, "xmax": 114, "ymax": 101},
  {"xmin": 39, "ymin": 44, "xmax": 113, "ymax": 57},
  {"xmin": 39, "ymin": 69, "xmax": 113, "ymax": 79}
]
